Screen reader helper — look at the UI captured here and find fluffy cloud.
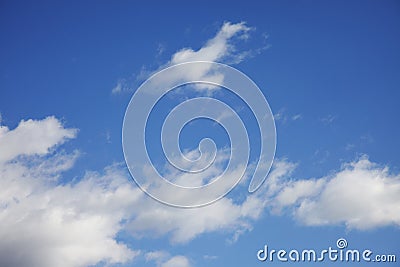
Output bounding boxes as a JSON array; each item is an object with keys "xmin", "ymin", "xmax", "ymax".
[
  {"xmin": 126, "ymin": 158, "xmax": 294, "ymax": 243},
  {"xmin": 111, "ymin": 155, "xmax": 400, "ymax": 236},
  {"xmin": 0, "ymin": 116, "xmax": 77, "ymax": 162},
  {"xmin": 2, "ymin": 117, "xmax": 399, "ymax": 267},
  {"xmin": 0, "ymin": 117, "xmax": 139, "ymax": 267},
  {"xmin": 0, "ymin": 116, "xmax": 295, "ymax": 266},
  {"xmin": 270, "ymin": 157, "xmax": 400, "ymax": 230}
]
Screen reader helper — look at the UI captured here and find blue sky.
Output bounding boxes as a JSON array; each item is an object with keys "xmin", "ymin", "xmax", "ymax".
[{"xmin": 0, "ymin": 1, "xmax": 399, "ymax": 267}]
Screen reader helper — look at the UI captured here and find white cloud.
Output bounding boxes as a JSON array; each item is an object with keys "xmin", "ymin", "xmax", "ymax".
[
  {"xmin": 141, "ymin": 154, "xmax": 400, "ymax": 235},
  {"xmin": 111, "ymin": 79, "xmax": 133, "ymax": 95},
  {"xmin": 270, "ymin": 156, "xmax": 400, "ymax": 230},
  {"xmin": 0, "ymin": 116, "xmax": 77, "ymax": 163},
  {"xmin": 145, "ymin": 251, "xmax": 169, "ymax": 262},
  {"xmin": 145, "ymin": 251, "xmax": 191, "ymax": 267},
  {"xmin": 291, "ymin": 114, "xmax": 302, "ymax": 121},
  {"xmin": 275, "ymin": 180, "xmax": 323, "ymax": 207},
  {"xmin": 112, "ymin": 21, "xmax": 255, "ymax": 94},
  {"xmin": 111, "ymin": 81, "xmax": 123, "ymax": 94},
  {"xmin": 294, "ymin": 157, "xmax": 400, "ymax": 229},
  {"xmin": 161, "ymin": 256, "xmax": 191, "ymax": 267},
  {"xmin": 273, "ymin": 110, "xmax": 286, "ymax": 122},
  {"xmin": 274, "ymin": 109, "xmax": 302, "ymax": 123},
  {"xmin": 157, "ymin": 43, "xmax": 166, "ymax": 56},
  {"xmin": 126, "ymin": 158, "xmax": 295, "ymax": 244},
  {"xmin": 128, "ymin": 196, "xmax": 250, "ymax": 243},
  {"xmin": 0, "ymin": 164, "xmax": 141, "ymax": 267},
  {"xmin": 0, "ymin": 117, "xmax": 139, "ymax": 267},
  {"xmin": 0, "ymin": 116, "xmax": 294, "ymax": 266},
  {"xmin": 2, "ymin": 116, "xmax": 399, "ymax": 267},
  {"xmin": 170, "ymin": 21, "xmax": 251, "ymax": 65},
  {"xmin": 152, "ymin": 22, "xmax": 253, "ymax": 94}
]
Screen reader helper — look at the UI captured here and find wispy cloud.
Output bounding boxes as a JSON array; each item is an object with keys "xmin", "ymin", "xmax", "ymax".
[
  {"xmin": 274, "ymin": 108, "xmax": 302, "ymax": 124},
  {"xmin": 111, "ymin": 79, "xmax": 133, "ymax": 95},
  {"xmin": 360, "ymin": 133, "xmax": 374, "ymax": 144},
  {"xmin": 157, "ymin": 43, "xmax": 166, "ymax": 56},
  {"xmin": 161, "ymin": 256, "xmax": 191, "ymax": 267},
  {"xmin": 291, "ymin": 114, "xmax": 303, "ymax": 121},
  {"xmin": 320, "ymin": 114, "xmax": 336, "ymax": 125},
  {"xmin": 145, "ymin": 251, "xmax": 191, "ymax": 267},
  {"xmin": 111, "ymin": 21, "xmax": 259, "ymax": 94},
  {"xmin": 169, "ymin": 21, "xmax": 252, "ymax": 65},
  {"xmin": 203, "ymin": 255, "xmax": 218, "ymax": 260},
  {"xmin": 345, "ymin": 143, "xmax": 355, "ymax": 151}
]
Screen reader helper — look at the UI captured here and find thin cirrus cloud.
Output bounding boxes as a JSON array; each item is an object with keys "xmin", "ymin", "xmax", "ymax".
[
  {"xmin": 145, "ymin": 251, "xmax": 191, "ymax": 267},
  {"xmin": 273, "ymin": 108, "xmax": 303, "ymax": 124}
]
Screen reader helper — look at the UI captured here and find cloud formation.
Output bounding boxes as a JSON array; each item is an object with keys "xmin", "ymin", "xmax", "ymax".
[
  {"xmin": 3, "ymin": 20, "xmax": 400, "ymax": 267},
  {"xmin": 111, "ymin": 78, "xmax": 133, "ymax": 95},
  {"xmin": 0, "ymin": 118, "xmax": 139, "ymax": 267},
  {"xmin": 270, "ymin": 157, "xmax": 400, "ymax": 230},
  {"xmin": 125, "ymin": 157, "xmax": 295, "ymax": 243},
  {"xmin": 112, "ymin": 21, "xmax": 253, "ymax": 94},
  {"xmin": 170, "ymin": 21, "xmax": 251, "ymax": 65},
  {"xmin": 145, "ymin": 251, "xmax": 191, "ymax": 267},
  {"xmin": 1, "ymin": 116, "xmax": 399, "ymax": 267},
  {"xmin": 0, "ymin": 116, "xmax": 290, "ymax": 266},
  {"xmin": 0, "ymin": 116, "xmax": 77, "ymax": 162}
]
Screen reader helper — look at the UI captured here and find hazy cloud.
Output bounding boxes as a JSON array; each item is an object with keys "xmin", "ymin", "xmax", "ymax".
[
  {"xmin": 320, "ymin": 114, "xmax": 336, "ymax": 125},
  {"xmin": 111, "ymin": 79, "xmax": 133, "ymax": 95}
]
